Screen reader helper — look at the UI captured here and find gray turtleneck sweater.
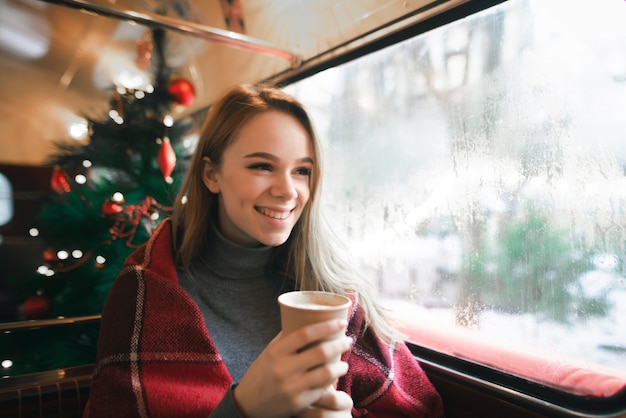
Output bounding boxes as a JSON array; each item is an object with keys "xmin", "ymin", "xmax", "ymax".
[{"xmin": 178, "ymin": 225, "xmax": 292, "ymax": 416}]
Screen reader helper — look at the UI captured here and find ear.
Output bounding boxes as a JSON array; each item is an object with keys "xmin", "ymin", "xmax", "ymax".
[{"xmin": 201, "ymin": 156, "xmax": 221, "ymax": 193}]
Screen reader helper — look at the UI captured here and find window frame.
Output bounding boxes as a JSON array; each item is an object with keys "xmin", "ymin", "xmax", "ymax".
[
  {"xmin": 411, "ymin": 343, "xmax": 626, "ymax": 417},
  {"xmin": 275, "ymin": 0, "xmax": 626, "ymax": 409},
  {"xmin": 0, "ymin": 171, "xmax": 13, "ymax": 227}
]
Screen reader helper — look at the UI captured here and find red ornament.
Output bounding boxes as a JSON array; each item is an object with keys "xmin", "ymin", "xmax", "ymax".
[
  {"xmin": 158, "ymin": 138, "xmax": 176, "ymax": 180},
  {"xmin": 101, "ymin": 201, "xmax": 123, "ymax": 216},
  {"xmin": 51, "ymin": 167, "xmax": 71, "ymax": 194},
  {"xmin": 43, "ymin": 248, "xmax": 56, "ymax": 262},
  {"xmin": 167, "ymin": 78, "xmax": 195, "ymax": 106},
  {"xmin": 23, "ymin": 294, "xmax": 53, "ymax": 320}
]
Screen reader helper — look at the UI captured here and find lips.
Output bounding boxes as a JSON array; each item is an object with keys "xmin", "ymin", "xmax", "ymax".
[{"xmin": 256, "ymin": 207, "xmax": 291, "ymax": 220}]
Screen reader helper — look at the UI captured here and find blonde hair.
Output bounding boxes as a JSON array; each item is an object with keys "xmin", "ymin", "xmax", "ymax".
[{"xmin": 172, "ymin": 84, "xmax": 400, "ymax": 344}]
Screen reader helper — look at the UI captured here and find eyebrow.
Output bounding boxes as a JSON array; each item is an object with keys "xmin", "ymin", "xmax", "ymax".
[{"xmin": 243, "ymin": 152, "xmax": 314, "ymax": 164}]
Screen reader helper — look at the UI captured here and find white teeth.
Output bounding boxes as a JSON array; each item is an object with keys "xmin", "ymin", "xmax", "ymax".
[{"xmin": 258, "ymin": 208, "xmax": 289, "ymax": 220}]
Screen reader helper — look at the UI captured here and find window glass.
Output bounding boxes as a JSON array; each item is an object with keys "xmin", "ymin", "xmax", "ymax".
[
  {"xmin": 0, "ymin": 172, "xmax": 13, "ymax": 227},
  {"xmin": 286, "ymin": 0, "xmax": 626, "ymax": 397}
]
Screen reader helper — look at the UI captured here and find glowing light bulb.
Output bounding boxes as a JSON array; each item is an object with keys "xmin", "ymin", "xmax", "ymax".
[{"xmin": 69, "ymin": 119, "xmax": 88, "ymax": 140}]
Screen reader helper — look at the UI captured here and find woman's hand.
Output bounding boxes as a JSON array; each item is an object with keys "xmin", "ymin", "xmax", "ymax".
[
  {"xmin": 232, "ymin": 319, "xmax": 352, "ymax": 418},
  {"xmin": 295, "ymin": 387, "xmax": 353, "ymax": 418}
]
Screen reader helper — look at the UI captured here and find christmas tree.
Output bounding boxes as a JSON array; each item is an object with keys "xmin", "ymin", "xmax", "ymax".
[{"xmin": 4, "ymin": 28, "xmax": 199, "ymax": 376}]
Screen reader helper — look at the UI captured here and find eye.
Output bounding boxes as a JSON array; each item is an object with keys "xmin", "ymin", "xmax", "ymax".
[
  {"xmin": 248, "ymin": 163, "xmax": 273, "ymax": 171},
  {"xmin": 295, "ymin": 167, "xmax": 312, "ymax": 177}
]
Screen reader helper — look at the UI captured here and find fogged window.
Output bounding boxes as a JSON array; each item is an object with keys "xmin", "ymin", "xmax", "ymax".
[
  {"xmin": 0, "ymin": 172, "xmax": 12, "ymax": 227},
  {"xmin": 286, "ymin": 0, "xmax": 626, "ymax": 395}
]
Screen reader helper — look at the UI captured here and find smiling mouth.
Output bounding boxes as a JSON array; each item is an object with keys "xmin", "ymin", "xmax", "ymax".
[{"xmin": 256, "ymin": 207, "xmax": 291, "ymax": 220}]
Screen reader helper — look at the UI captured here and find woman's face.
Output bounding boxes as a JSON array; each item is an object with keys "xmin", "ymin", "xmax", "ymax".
[{"xmin": 202, "ymin": 110, "xmax": 313, "ymax": 247}]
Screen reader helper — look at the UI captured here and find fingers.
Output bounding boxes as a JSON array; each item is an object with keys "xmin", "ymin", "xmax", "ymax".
[
  {"xmin": 302, "ymin": 358, "xmax": 349, "ymax": 389},
  {"xmin": 283, "ymin": 319, "xmax": 349, "ymax": 354},
  {"xmin": 277, "ymin": 320, "xmax": 352, "ymax": 402},
  {"xmin": 313, "ymin": 389, "xmax": 353, "ymax": 411},
  {"xmin": 296, "ymin": 389, "xmax": 353, "ymax": 418},
  {"xmin": 300, "ymin": 333, "xmax": 352, "ymax": 367},
  {"xmin": 232, "ymin": 320, "xmax": 353, "ymax": 418}
]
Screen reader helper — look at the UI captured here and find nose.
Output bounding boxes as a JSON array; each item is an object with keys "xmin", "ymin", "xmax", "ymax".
[{"xmin": 271, "ymin": 172, "xmax": 298, "ymax": 200}]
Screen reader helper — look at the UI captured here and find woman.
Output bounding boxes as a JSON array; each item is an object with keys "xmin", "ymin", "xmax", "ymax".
[{"xmin": 86, "ymin": 84, "xmax": 444, "ymax": 417}]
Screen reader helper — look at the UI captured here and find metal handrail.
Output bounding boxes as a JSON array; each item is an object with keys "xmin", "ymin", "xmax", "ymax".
[
  {"xmin": 0, "ymin": 363, "xmax": 95, "ymax": 390},
  {"xmin": 39, "ymin": 0, "xmax": 302, "ymax": 68},
  {"xmin": 0, "ymin": 314, "xmax": 101, "ymax": 332}
]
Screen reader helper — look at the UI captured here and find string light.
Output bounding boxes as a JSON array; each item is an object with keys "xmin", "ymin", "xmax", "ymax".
[
  {"xmin": 29, "ymin": 228, "xmax": 39, "ymax": 237},
  {"xmin": 37, "ymin": 265, "xmax": 54, "ymax": 276},
  {"xmin": 182, "ymin": 133, "xmax": 198, "ymax": 149},
  {"xmin": 69, "ymin": 119, "xmax": 88, "ymax": 140},
  {"xmin": 109, "ymin": 109, "xmax": 124, "ymax": 125}
]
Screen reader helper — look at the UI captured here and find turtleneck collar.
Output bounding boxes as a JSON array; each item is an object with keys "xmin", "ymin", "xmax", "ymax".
[{"xmin": 194, "ymin": 222, "xmax": 275, "ymax": 280}]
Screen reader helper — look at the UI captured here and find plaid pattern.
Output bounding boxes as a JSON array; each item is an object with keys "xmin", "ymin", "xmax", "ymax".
[
  {"xmin": 0, "ymin": 373, "xmax": 91, "ymax": 418},
  {"xmin": 85, "ymin": 219, "xmax": 444, "ymax": 417}
]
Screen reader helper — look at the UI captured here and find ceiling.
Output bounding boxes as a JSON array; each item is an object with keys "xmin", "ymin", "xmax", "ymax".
[{"xmin": 0, "ymin": 0, "xmax": 463, "ymax": 167}]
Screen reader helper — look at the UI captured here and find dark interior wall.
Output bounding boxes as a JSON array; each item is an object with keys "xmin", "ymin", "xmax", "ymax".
[
  {"xmin": 0, "ymin": 164, "xmax": 52, "ymax": 320},
  {"xmin": 0, "ymin": 164, "xmax": 52, "ymax": 235}
]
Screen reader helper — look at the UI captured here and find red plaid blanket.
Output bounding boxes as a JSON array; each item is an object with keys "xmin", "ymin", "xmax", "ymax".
[{"xmin": 85, "ymin": 219, "xmax": 444, "ymax": 417}]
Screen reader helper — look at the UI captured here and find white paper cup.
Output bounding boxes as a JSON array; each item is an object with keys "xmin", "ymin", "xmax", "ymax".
[{"xmin": 278, "ymin": 291, "xmax": 351, "ymax": 362}]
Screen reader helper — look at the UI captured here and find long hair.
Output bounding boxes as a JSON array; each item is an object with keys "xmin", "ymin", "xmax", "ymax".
[{"xmin": 172, "ymin": 83, "xmax": 399, "ymax": 344}]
